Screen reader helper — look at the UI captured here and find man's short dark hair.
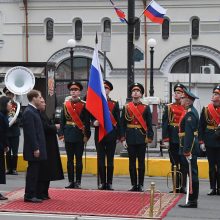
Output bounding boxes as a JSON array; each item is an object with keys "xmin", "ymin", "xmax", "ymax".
[{"xmin": 27, "ymin": 90, "xmax": 41, "ymax": 102}]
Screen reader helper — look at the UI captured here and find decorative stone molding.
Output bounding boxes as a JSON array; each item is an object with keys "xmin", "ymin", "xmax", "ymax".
[
  {"xmin": 160, "ymin": 45, "xmax": 220, "ymax": 75},
  {"xmin": 47, "ymin": 45, "xmax": 113, "ymax": 76}
]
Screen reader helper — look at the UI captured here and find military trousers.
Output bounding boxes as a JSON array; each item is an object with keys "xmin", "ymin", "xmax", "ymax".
[
  {"xmin": 65, "ymin": 141, "xmax": 84, "ymax": 183},
  {"xmin": 206, "ymin": 147, "xmax": 220, "ymax": 189},
  {"xmin": 180, "ymin": 154, "xmax": 199, "ymax": 202},
  {"xmin": 96, "ymin": 140, "xmax": 116, "ymax": 185},
  {"xmin": 127, "ymin": 144, "xmax": 146, "ymax": 186}
]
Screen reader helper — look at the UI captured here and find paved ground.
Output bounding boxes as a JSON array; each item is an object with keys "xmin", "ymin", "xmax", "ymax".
[
  {"xmin": 0, "ymin": 173, "xmax": 220, "ymax": 220},
  {"xmin": 4, "ymin": 128, "xmax": 216, "ymax": 219}
]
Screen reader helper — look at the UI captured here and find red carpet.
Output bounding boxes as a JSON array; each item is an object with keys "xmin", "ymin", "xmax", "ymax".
[{"xmin": 0, "ymin": 188, "xmax": 183, "ymax": 219}]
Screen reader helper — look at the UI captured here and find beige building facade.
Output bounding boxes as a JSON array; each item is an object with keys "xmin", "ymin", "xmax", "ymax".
[{"xmin": 0, "ymin": 0, "xmax": 220, "ymax": 113}]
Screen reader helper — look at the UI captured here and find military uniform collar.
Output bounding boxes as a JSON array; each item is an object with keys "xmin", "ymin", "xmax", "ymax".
[
  {"xmin": 71, "ymin": 97, "xmax": 81, "ymax": 103},
  {"xmin": 132, "ymin": 100, "xmax": 142, "ymax": 106}
]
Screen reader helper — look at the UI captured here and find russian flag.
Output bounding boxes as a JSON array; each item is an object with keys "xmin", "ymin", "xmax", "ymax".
[
  {"xmin": 109, "ymin": 0, "xmax": 126, "ymax": 23},
  {"xmin": 86, "ymin": 35, "xmax": 113, "ymax": 142},
  {"xmin": 144, "ymin": 0, "xmax": 167, "ymax": 24},
  {"xmin": 114, "ymin": 7, "xmax": 126, "ymax": 23}
]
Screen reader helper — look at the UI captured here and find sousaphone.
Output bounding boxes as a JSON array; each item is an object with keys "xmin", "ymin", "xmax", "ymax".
[{"xmin": 4, "ymin": 66, "xmax": 35, "ymax": 127}]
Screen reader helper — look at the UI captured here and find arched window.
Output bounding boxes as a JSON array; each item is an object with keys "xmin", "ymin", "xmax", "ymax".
[
  {"xmin": 46, "ymin": 19, "xmax": 53, "ymax": 41},
  {"xmin": 104, "ymin": 19, "xmax": 111, "ymax": 33},
  {"xmin": 171, "ymin": 56, "xmax": 220, "ymax": 74},
  {"xmin": 162, "ymin": 18, "xmax": 169, "ymax": 40},
  {"xmin": 75, "ymin": 19, "xmax": 82, "ymax": 41},
  {"xmin": 191, "ymin": 18, "xmax": 199, "ymax": 39},
  {"xmin": 134, "ymin": 17, "xmax": 140, "ymax": 40}
]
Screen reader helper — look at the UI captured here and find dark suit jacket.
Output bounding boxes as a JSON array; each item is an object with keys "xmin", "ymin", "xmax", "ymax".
[{"xmin": 22, "ymin": 104, "xmax": 47, "ymax": 161}]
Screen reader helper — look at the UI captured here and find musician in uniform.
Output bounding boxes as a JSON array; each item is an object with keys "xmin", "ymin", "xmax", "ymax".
[
  {"xmin": 59, "ymin": 81, "xmax": 91, "ymax": 189},
  {"xmin": 93, "ymin": 80, "xmax": 121, "ymax": 190},
  {"xmin": 178, "ymin": 88, "xmax": 199, "ymax": 208},
  {"xmin": 3, "ymin": 87, "xmax": 20, "ymax": 175},
  {"xmin": 199, "ymin": 85, "xmax": 220, "ymax": 196},
  {"xmin": 162, "ymin": 83, "xmax": 187, "ymax": 193},
  {"xmin": 121, "ymin": 83, "xmax": 154, "ymax": 192}
]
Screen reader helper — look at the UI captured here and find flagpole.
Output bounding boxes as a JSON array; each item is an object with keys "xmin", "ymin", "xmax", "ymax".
[
  {"xmin": 127, "ymin": 0, "xmax": 135, "ymax": 99},
  {"xmin": 189, "ymin": 37, "xmax": 192, "ymax": 91},
  {"xmin": 139, "ymin": 0, "xmax": 153, "ymax": 19},
  {"xmin": 143, "ymin": 0, "xmax": 148, "ymax": 97}
]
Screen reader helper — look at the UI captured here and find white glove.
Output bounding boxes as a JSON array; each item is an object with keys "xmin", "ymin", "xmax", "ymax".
[
  {"xmin": 122, "ymin": 140, "xmax": 128, "ymax": 149},
  {"xmin": 200, "ymin": 143, "xmax": 206, "ymax": 152},
  {"xmin": 186, "ymin": 154, "xmax": 192, "ymax": 160},
  {"xmin": 93, "ymin": 120, "xmax": 99, "ymax": 127},
  {"xmin": 163, "ymin": 142, "xmax": 169, "ymax": 149}
]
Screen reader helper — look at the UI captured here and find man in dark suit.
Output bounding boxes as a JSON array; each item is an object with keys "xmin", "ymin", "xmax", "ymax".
[
  {"xmin": 59, "ymin": 81, "xmax": 91, "ymax": 189},
  {"xmin": 93, "ymin": 80, "xmax": 121, "ymax": 190},
  {"xmin": 22, "ymin": 90, "xmax": 47, "ymax": 203},
  {"xmin": 178, "ymin": 88, "xmax": 200, "ymax": 208},
  {"xmin": 121, "ymin": 83, "xmax": 154, "ymax": 192}
]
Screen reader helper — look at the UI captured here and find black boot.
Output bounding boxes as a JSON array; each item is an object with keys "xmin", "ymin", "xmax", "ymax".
[
  {"xmin": 178, "ymin": 200, "xmax": 197, "ymax": 208},
  {"xmin": 75, "ymin": 181, "xmax": 81, "ymax": 189},
  {"xmin": 11, "ymin": 155, "xmax": 18, "ymax": 175},
  {"xmin": 179, "ymin": 187, "xmax": 187, "ymax": 194},
  {"xmin": 106, "ymin": 166, "xmax": 114, "ymax": 190},
  {"xmin": 6, "ymin": 152, "xmax": 12, "ymax": 175},
  {"xmin": 138, "ymin": 168, "xmax": 145, "ymax": 192},
  {"xmin": 138, "ymin": 185, "xmax": 144, "ymax": 192},
  {"xmin": 75, "ymin": 164, "xmax": 83, "ymax": 189},
  {"xmin": 128, "ymin": 185, "xmax": 138, "ymax": 191},
  {"xmin": 98, "ymin": 164, "xmax": 106, "ymax": 190},
  {"xmin": 208, "ymin": 170, "xmax": 217, "ymax": 195},
  {"xmin": 216, "ymin": 173, "xmax": 220, "ymax": 195},
  {"xmin": 98, "ymin": 183, "xmax": 106, "ymax": 190},
  {"xmin": 207, "ymin": 189, "xmax": 216, "ymax": 195},
  {"xmin": 65, "ymin": 182, "xmax": 75, "ymax": 189},
  {"xmin": 106, "ymin": 183, "xmax": 114, "ymax": 190},
  {"xmin": 129, "ymin": 167, "xmax": 137, "ymax": 191}
]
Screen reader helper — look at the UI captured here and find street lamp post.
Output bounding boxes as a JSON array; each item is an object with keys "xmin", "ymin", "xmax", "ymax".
[
  {"xmin": 67, "ymin": 39, "xmax": 76, "ymax": 80},
  {"xmin": 147, "ymin": 38, "xmax": 157, "ymax": 97}
]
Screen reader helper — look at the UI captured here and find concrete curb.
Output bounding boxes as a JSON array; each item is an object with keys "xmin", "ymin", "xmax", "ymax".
[{"xmin": 17, "ymin": 154, "xmax": 209, "ymax": 179}]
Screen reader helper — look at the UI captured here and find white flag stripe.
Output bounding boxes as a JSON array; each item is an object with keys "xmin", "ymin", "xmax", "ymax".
[{"xmin": 151, "ymin": 0, "xmax": 167, "ymax": 15}]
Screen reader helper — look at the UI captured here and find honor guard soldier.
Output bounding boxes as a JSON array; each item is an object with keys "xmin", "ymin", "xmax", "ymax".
[
  {"xmin": 93, "ymin": 80, "xmax": 121, "ymax": 190},
  {"xmin": 162, "ymin": 83, "xmax": 187, "ymax": 193},
  {"xmin": 121, "ymin": 83, "xmax": 154, "ymax": 192},
  {"xmin": 178, "ymin": 88, "xmax": 200, "ymax": 208},
  {"xmin": 199, "ymin": 85, "xmax": 220, "ymax": 196},
  {"xmin": 59, "ymin": 82, "xmax": 91, "ymax": 189},
  {"xmin": 3, "ymin": 87, "xmax": 20, "ymax": 175}
]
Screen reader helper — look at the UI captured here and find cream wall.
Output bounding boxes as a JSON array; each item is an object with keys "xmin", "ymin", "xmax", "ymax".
[{"xmin": 0, "ymin": 0, "xmax": 220, "ymax": 105}]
